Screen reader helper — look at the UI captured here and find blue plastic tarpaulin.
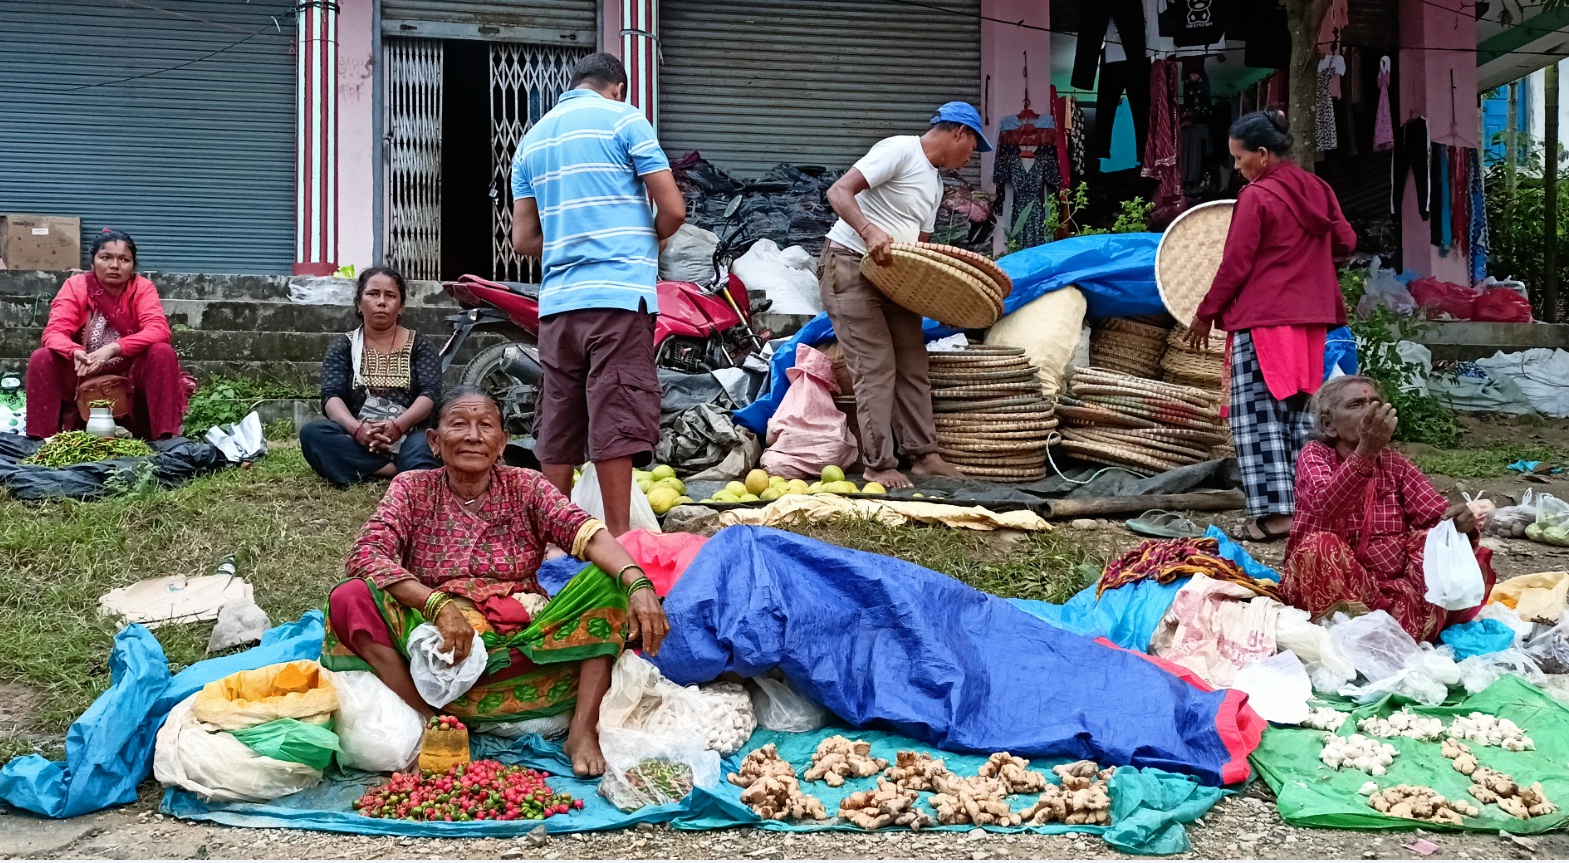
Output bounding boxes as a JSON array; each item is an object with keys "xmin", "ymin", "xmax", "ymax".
[
  {"xmin": 650, "ymin": 526, "xmax": 1263, "ymax": 786},
  {"xmin": 0, "ymin": 613, "xmax": 325, "ymax": 819},
  {"xmin": 734, "ymin": 234, "xmax": 1167, "ymax": 433},
  {"xmin": 164, "ymin": 725, "xmax": 1222, "ymax": 854}
]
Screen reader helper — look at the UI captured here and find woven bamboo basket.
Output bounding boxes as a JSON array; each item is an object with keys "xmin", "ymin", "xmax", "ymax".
[
  {"xmin": 912, "ymin": 242, "xmax": 1014, "ymax": 294},
  {"xmin": 860, "ymin": 247, "xmax": 1004, "ymax": 328},
  {"xmin": 1156, "ymin": 200, "xmax": 1235, "ymax": 326},
  {"xmin": 952, "ymin": 463, "xmax": 1048, "ymax": 482},
  {"xmin": 901, "ymin": 246, "xmax": 1008, "ymax": 304}
]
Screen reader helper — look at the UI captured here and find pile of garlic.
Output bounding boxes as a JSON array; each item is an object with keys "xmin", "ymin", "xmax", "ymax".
[
  {"xmin": 1447, "ymin": 712, "xmax": 1535, "ymax": 751},
  {"xmin": 1303, "ymin": 705, "xmax": 1350, "ymax": 731},
  {"xmin": 1357, "ymin": 709, "xmax": 1446, "ymax": 742},
  {"xmin": 696, "ymin": 681, "xmax": 757, "ymax": 755},
  {"xmin": 1319, "ymin": 734, "xmax": 1398, "ymax": 775}
]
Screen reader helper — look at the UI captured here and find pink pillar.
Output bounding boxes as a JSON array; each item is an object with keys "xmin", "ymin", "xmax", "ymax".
[
  {"xmin": 1398, "ymin": 0, "xmax": 1477, "ymax": 282},
  {"xmin": 620, "ymin": 0, "xmax": 658, "ymax": 127},
  {"xmin": 295, "ymin": 0, "xmax": 339, "ymax": 276},
  {"xmin": 982, "ymin": 0, "xmax": 1050, "ymax": 254},
  {"xmin": 336, "ymin": 0, "xmax": 375, "ymax": 270}
]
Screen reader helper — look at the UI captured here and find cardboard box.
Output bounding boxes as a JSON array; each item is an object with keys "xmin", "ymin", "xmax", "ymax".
[{"xmin": 0, "ymin": 214, "xmax": 81, "ymax": 270}]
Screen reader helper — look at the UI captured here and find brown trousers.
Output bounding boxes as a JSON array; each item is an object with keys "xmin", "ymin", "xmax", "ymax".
[{"xmin": 818, "ymin": 241, "xmax": 938, "ymax": 471}]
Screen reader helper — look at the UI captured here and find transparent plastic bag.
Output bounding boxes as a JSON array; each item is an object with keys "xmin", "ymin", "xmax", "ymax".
[
  {"xmin": 1456, "ymin": 649, "xmax": 1544, "ymax": 694},
  {"xmin": 748, "ymin": 672, "xmax": 828, "ymax": 733},
  {"xmin": 1275, "ymin": 606, "xmax": 1356, "ymax": 694},
  {"xmin": 1525, "ymin": 619, "xmax": 1569, "ymax": 674},
  {"xmin": 332, "ymin": 670, "xmax": 424, "ymax": 772},
  {"xmin": 1423, "ymin": 519, "xmax": 1486, "ymax": 611},
  {"xmin": 288, "ymin": 276, "xmax": 356, "ymax": 305},
  {"xmin": 597, "ymin": 727, "xmax": 721, "ymax": 812},
  {"xmin": 1527, "ymin": 493, "xmax": 1569, "ymax": 547},
  {"xmin": 1356, "ymin": 257, "xmax": 1417, "ymax": 316},
  {"xmin": 406, "ymin": 624, "xmax": 487, "ymax": 707},
  {"xmin": 572, "ymin": 463, "xmax": 661, "ymax": 533},
  {"xmin": 1488, "ymin": 490, "xmax": 1538, "ymax": 539},
  {"xmin": 1329, "ymin": 611, "xmax": 1419, "ymax": 683},
  {"xmin": 1339, "ymin": 644, "xmax": 1461, "ymax": 706},
  {"xmin": 154, "ymin": 695, "xmax": 324, "ymax": 802}
]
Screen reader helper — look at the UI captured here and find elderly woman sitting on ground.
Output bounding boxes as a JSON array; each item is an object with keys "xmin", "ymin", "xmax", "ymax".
[
  {"xmin": 1281, "ymin": 375, "xmax": 1495, "ymax": 642},
  {"xmin": 321, "ymin": 386, "xmax": 669, "ymax": 777}
]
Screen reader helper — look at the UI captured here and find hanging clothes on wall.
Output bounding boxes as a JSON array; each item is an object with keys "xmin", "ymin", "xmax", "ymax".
[
  {"xmin": 1162, "ymin": 0, "xmax": 1228, "ymax": 46},
  {"xmin": 1179, "ymin": 59, "xmax": 1214, "ymax": 204},
  {"xmin": 1392, "ymin": 117, "xmax": 1430, "ymax": 217},
  {"xmin": 1144, "ymin": 58, "xmax": 1184, "ymax": 218},
  {"xmin": 1315, "ymin": 54, "xmax": 1344, "ymax": 152},
  {"xmin": 1068, "ymin": 98, "xmax": 1089, "ymax": 182},
  {"xmin": 1469, "ymin": 148, "xmax": 1488, "ymax": 283},
  {"xmin": 1075, "ymin": 0, "xmax": 1152, "ymax": 161},
  {"xmin": 1433, "ymin": 144, "xmax": 1450, "ymax": 253},
  {"xmin": 1052, "ymin": 85, "xmax": 1071, "ymax": 193},
  {"xmin": 1373, "ymin": 57, "xmax": 1395, "ymax": 152},
  {"xmin": 994, "ymin": 144, "xmax": 1057, "ymax": 249}
]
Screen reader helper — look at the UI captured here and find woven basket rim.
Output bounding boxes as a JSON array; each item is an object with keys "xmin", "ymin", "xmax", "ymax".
[
  {"xmin": 939, "ymin": 438, "xmax": 1051, "ymax": 455},
  {"xmin": 861, "ymin": 250, "xmax": 1003, "ymax": 329},
  {"xmin": 929, "ymin": 368, "xmax": 1040, "ymax": 383},
  {"xmin": 1100, "ymin": 317, "xmax": 1173, "ymax": 341},
  {"xmin": 909, "ymin": 241, "xmax": 1014, "ymax": 293},
  {"xmin": 1075, "ymin": 424, "xmax": 1228, "ymax": 445},
  {"xmin": 897, "ymin": 244, "xmax": 1007, "ymax": 301},
  {"xmin": 1069, "ymin": 384, "xmax": 1222, "ymax": 414},
  {"xmin": 1070, "ymin": 428, "xmax": 1212, "ymax": 462},
  {"xmin": 944, "ymin": 451, "xmax": 1050, "ymax": 467},
  {"xmin": 1072, "ymin": 367, "xmax": 1221, "ymax": 405},
  {"xmin": 931, "ymin": 381, "xmax": 1046, "ymax": 398},
  {"xmin": 936, "ymin": 422, "xmax": 1060, "ymax": 436},
  {"xmin": 932, "ymin": 395, "xmax": 1049, "ymax": 412},
  {"xmin": 952, "ymin": 465, "xmax": 1048, "ymax": 481},
  {"xmin": 928, "ymin": 345, "xmax": 1026, "ymax": 356},
  {"xmin": 1059, "ymin": 438, "xmax": 1183, "ymax": 473},
  {"xmin": 1054, "ymin": 401, "xmax": 1160, "ymax": 429},
  {"xmin": 1156, "ymin": 200, "xmax": 1236, "ymax": 325}
]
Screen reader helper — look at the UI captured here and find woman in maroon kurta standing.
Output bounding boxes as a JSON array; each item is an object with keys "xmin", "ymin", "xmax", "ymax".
[{"xmin": 25, "ymin": 230, "xmax": 190, "ymax": 439}]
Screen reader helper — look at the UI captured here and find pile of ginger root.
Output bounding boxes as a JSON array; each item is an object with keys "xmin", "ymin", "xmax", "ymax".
[
  {"xmin": 838, "ymin": 778, "xmax": 935, "ymax": 830},
  {"xmin": 1442, "ymin": 738, "xmax": 1557, "ymax": 820},
  {"xmin": 1016, "ymin": 760, "xmax": 1115, "ymax": 827},
  {"xmin": 804, "ymin": 736, "xmax": 889, "ymax": 787},
  {"xmin": 1366, "ymin": 784, "xmax": 1480, "ymax": 825},
  {"xmin": 727, "ymin": 744, "xmax": 827, "ymax": 822}
]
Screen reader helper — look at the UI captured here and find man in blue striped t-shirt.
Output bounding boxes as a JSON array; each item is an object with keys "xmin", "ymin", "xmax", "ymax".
[{"xmin": 511, "ymin": 53, "xmax": 684, "ymax": 539}]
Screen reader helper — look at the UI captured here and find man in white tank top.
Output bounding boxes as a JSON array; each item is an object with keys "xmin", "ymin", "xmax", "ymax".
[{"xmin": 819, "ymin": 103, "xmax": 992, "ymax": 489}]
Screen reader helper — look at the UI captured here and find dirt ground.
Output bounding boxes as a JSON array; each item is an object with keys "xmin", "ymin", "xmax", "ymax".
[{"xmin": 5, "ymin": 423, "xmax": 1569, "ymax": 859}]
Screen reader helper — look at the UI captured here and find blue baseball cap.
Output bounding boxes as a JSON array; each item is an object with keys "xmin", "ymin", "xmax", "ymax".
[{"xmin": 931, "ymin": 102, "xmax": 994, "ymax": 153}]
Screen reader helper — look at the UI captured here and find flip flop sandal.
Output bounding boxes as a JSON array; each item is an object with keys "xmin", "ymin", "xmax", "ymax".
[
  {"xmin": 1126, "ymin": 509, "xmax": 1205, "ymax": 539},
  {"xmin": 1230, "ymin": 516, "xmax": 1290, "ymax": 543}
]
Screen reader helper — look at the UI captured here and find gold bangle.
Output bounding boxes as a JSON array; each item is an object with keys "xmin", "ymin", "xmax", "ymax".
[
  {"xmin": 616, "ymin": 563, "xmax": 645, "ymax": 583},
  {"xmin": 423, "ymin": 590, "xmax": 449, "ymax": 620}
]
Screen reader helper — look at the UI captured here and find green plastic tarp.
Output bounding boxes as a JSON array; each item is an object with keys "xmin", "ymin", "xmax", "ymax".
[
  {"xmin": 1252, "ymin": 676, "xmax": 1569, "ymax": 833},
  {"xmin": 231, "ymin": 719, "xmax": 342, "ymax": 772}
]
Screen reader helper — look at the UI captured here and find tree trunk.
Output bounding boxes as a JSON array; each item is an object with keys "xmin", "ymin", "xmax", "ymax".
[
  {"xmin": 1284, "ymin": 0, "xmax": 1333, "ymax": 174},
  {"xmin": 1547, "ymin": 63, "xmax": 1560, "ymax": 322},
  {"xmin": 1505, "ymin": 82, "xmax": 1519, "ymax": 198}
]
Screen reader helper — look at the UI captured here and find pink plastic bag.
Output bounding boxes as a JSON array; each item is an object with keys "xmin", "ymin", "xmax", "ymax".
[
  {"xmin": 759, "ymin": 345, "xmax": 859, "ymax": 479},
  {"xmin": 618, "ymin": 529, "xmax": 708, "ymax": 596},
  {"xmin": 1409, "ymin": 278, "xmax": 1480, "ymax": 320},
  {"xmin": 1472, "ymin": 288, "xmax": 1533, "ymax": 323}
]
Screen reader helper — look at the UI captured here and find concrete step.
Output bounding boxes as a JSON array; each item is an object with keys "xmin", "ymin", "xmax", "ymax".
[
  {"xmin": 0, "ymin": 358, "xmax": 475, "ymax": 393},
  {"xmin": 1419, "ymin": 321, "xmax": 1569, "ymax": 362},
  {"xmin": 0, "ymin": 295, "xmax": 458, "ymax": 334},
  {"xmin": 0, "ymin": 270, "xmax": 455, "ymax": 306},
  {"xmin": 0, "ymin": 328, "xmax": 502, "ymax": 364}
]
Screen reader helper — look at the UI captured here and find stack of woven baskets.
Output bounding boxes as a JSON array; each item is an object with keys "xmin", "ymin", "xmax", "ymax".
[
  {"xmin": 1159, "ymin": 324, "xmax": 1225, "ymax": 390},
  {"xmin": 1056, "ymin": 367, "xmax": 1229, "ymax": 476},
  {"xmin": 929, "ymin": 345, "xmax": 1058, "ymax": 482},
  {"xmin": 1088, "ymin": 318, "xmax": 1169, "ymax": 379},
  {"xmin": 860, "ymin": 242, "xmax": 1012, "ymax": 329}
]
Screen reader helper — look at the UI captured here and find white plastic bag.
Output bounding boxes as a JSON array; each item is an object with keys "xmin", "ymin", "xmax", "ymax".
[
  {"xmin": 659, "ymin": 223, "xmax": 720, "ymax": 284},
  {"xmin": 1275, "ymin": 606, "xmax": 1357, "ymax": 694},
  {"xmin": 332, "ymin": 670, "xmax": 424, "ymax": 772},
  {"xmin": 288, "ymin": 276, "xmax": 356, "ymax": 305},
  {"xmin": 153, "ymin": 694, "xmax": 323, "ymax": 802},
  {"xmin": 477, "ymin": 714, "xmax": 571, "ymax": 740},
  {"xmin": 597, "ymin": 652, "xmax": 723, "ymax": 811},
  {"xmin": 1456, "ymin": 649, "xmax": 1544, "ymax": 694},
  {"xmin": 1475, "ymin": 349, "xmax": 1569, "ymax": 418},
  {"xmin": 749, "ymin": 673, "xmax": 828, "ymax": 733},
  {"xmin": 1329, "ymin": 611, "xmax": 1419, "ymax": 683},
  {"xmin": 1356, "ymin": 256, "xmax": 1417, "ymax": 316},
  {"xmin": 572, "ymin": 463, "xmax": 661, "ymax": 534},
  {"xmin": 1339, "ymin": 644, "xmax": 1461, "ymax": 706},
  {"xmin": 205, "ymin": 411, "xmax": 268, "ymax": 463},
  {"xmin": 1423, "ymin": 519, "xmax": 1486, "ymax": 611},
  {"xmin": 730, "ymin": 238, "xmax": 823, "ymax": 316},
  {"xmin": 599, "ymin": 652, "xmax": 755, "ymax": 755},
  {"xmin": 1394, "ymin": 341, "xmax": 1432, "ymax": 396},
  {"xmin": 406, "ymin": 623, "xmax": 488, "ymax": 708},
  {"xmin": 1525, "ymin": 618, "xmax": 1569, "ymax": 674}
]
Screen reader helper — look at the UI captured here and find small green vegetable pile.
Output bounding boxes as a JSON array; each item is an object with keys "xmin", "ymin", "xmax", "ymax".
[
  {"xmin": 618, "ymin": 757, "xmax": 695, "ymax": 809},
  {"xmin": 22, "ymin": 431, "xmax": 154, "ymax": 467}
]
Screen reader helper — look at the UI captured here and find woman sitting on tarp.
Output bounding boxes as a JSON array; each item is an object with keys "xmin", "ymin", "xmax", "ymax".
[
  {"xmin": 25, "ymin": 229, "xmax": 191, "ymax": 439},
  {"xmin": 320, "ymin": 386, "xmax": 670, "ymax": 777},
  {"xmin": 1281, "ymin": 375, "xmax": 1495, "ymax": 641},
  {"xmin": 299, "ymin": 266, "xmax": 442, "ymax": 486}
]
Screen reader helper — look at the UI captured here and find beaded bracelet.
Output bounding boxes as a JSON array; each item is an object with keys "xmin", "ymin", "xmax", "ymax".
[{"xmin": 424, "ymin": 590, "xmax": 450, "ymax": 620}]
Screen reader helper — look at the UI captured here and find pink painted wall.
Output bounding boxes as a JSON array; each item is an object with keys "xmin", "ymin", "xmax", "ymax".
[
  {"xmin": 980, "ymin": 0, "xmax": 1051, "ymax": 193},
  {"xmin": 1398, "ymin": 0, "xmax": 1476, "ymax": 282},
  {"xmin": 337, "ymin": 0, "xmax": 377, "ymax": 269}
]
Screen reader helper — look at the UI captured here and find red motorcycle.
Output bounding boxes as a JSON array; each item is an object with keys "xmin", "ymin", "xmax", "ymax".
[{"xmin": 439, "ymin": 182, "xmax": 783, "ymax": 437}]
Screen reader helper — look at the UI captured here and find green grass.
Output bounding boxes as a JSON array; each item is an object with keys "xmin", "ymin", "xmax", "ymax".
[
  {"xmin": 780, "ymin": 517, "xmax": 1103, "ymax": 604},
  {"xmin": 0, "ymin": 454, "xmax": 1102, "ymax": 764},
  {"xmin": 0, "ymin": 444, "xmax": 381, "ymax": 762},
  {"xmin": 1409, "ymin": 443, "xmax": 1566, "ymax": 479}
]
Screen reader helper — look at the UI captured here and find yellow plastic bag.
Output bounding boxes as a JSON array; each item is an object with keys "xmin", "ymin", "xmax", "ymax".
[{"xmin": 192, "ymin": 660, "xmax": 339, "ymax": 731}]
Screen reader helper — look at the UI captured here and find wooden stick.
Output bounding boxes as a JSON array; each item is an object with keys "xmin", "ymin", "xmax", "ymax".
[{"xmin": 1045, "ymin": 491, "xmax": 1245, "ymax": 519}]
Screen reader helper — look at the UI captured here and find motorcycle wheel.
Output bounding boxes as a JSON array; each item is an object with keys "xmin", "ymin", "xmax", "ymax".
[{"xmin": 460, "ymin": 342, "xmax": 540, "ymax": 438}]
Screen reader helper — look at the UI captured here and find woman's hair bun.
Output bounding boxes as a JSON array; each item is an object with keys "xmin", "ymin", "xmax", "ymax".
[{"xmin": 1265, "ymin": 109, "xmax": 1290, "ymax": 133}]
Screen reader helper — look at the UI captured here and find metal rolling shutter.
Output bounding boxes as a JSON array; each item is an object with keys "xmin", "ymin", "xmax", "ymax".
[
  {"xmin": 0, "ymin": 0, "xmax": 295, "ymax": 273},
  {"xmin": 659, "ymin": 0, "xmax": 983, "ymax": 179},
  {"xmin": 381, "ymin": 0, "xmax": 597, "ymax": 46}
]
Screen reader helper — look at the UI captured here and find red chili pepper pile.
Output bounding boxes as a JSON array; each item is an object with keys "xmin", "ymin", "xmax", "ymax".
[
  {"xmin": 353, "ymin": 759, "xmax": 584, "ymax": 822},
  {"xmin": 428, "ymin": 715, "xmax": 467, "ymax": 731}
]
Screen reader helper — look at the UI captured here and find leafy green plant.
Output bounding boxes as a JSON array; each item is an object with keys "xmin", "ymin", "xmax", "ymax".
[
  {"xmin": 1339, "ymin": 268, "xmax": 1463, "ymax": 448},
  {"xmin": 1110, "ymin": 197, "xmax": 1154, "ymax": 234},
  {"xmin": 184, "ymin": 378, "xmax": 312, "ymax": 436},
  {"xmin": 1484, "ymin": 132, "xmax": 1561, "ymax": 320}
]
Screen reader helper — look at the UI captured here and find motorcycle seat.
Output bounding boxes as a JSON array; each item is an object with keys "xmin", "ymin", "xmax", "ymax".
[{"xmin": 500, "ymin": 281, "xmax": 539, "ymax": 300}]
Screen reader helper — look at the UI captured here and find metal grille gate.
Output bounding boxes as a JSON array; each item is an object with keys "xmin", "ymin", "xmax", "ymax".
[
  {"xmin": 489, "ymin": 44, "xmax": 587, "ymax": 282},
  {"xmin": 383, "ymin": 37, "xmax": 444, "ymax": 280}
]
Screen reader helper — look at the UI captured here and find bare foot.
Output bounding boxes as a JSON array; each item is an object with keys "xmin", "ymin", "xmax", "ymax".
[
  {"xmin": 911, "ymin": 453, "xmax": 964, "ymax": 479},
  {"xmin": 563, "ymin": 728, "xmax": 606, "ymax": 778},
  {"xmin": 864, "ymin": 467, "xmax": 913, "ymax": 489}
]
